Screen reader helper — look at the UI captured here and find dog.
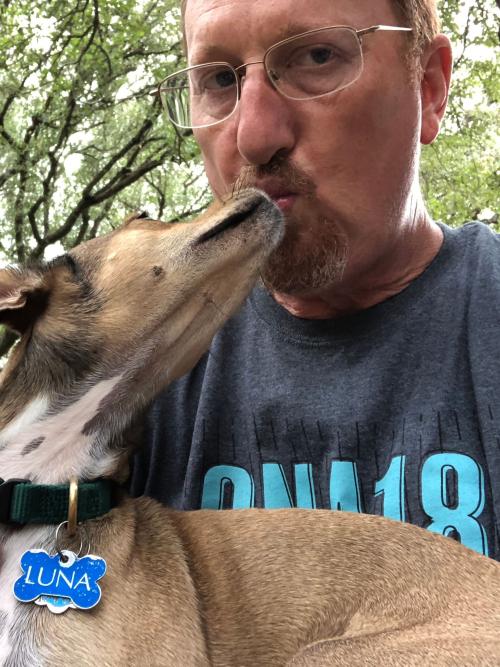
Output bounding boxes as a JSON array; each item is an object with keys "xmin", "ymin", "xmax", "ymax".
[{"xmin": 0, "ymin": 188, "xmax": 500, "ymax": 667}]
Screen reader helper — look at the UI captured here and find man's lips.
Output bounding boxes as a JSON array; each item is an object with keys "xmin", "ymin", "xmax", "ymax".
[
  {"xmin": 251, "ymin": 183, "xmax": 298, "ymax": 211},
  {"xmin": 272, "ymin": 193, "xmax": 297, "ymax": 211}
]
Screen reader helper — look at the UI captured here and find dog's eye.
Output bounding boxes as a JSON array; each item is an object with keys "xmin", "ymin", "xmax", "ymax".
[
  {"xmin": 48, "ymin": 254, "xmax": 79, "ymax": 276},
  {"xmin": 123, "ymin": 211, "xmax": 151, "ymax": 226},
  {"xmin": 122, "ymin": 218, "xmax": 170, "ymax": 232}
]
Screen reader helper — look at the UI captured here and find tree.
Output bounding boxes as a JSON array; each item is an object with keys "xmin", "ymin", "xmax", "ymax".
[
  {"xmin": 0, "ymin": 0, "xmax": 211, "ymax": 356},
  {"xmin": 0, "ymin": 0, "xmax": 210, "ymax": 268},
  {"xmin": 0, "ymin": 0, "xmax": 499, "ymax": 358},
  {"xmin": 421, "ymin": 0, "xmax": 499, "ymax": 227}
]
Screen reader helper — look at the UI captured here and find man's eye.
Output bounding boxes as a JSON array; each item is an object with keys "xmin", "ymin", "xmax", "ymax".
[
  {"xmin": 287, "ymin": 44, "xmax": 343, "ymax": 68},
  {"xmin": 215, "ymin": 69, "xmax": 237, "ymax": 88},
  {"xmin": 308, "ymin": 47, "xmax": 334, "ymax": 65},
  {"xmin": 200, "ymin": 69, "xmax": 237, "ymax": 91}
]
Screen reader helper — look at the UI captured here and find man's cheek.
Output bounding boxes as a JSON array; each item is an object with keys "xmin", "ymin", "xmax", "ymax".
[
  {"xmin": 200, "ymin": 151, "xmax": 224, "ymax": 196},
  {"xmin": 198, "ymin": 139, "xmax": 233, "ymax": 196}
]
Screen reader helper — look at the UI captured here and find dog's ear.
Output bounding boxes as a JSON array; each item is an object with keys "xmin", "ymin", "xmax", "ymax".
[{"xmin": 0, "ymin": 267, "xmax": 48, "ymax": 335}]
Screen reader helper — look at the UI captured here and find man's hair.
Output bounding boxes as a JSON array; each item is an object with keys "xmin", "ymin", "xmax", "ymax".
[
  {"xmin": 179, "ymin": 0, "xmax": 441, "ymax": 71},
  {"xmin": 391, "ymin": 0, "xmax": 441, "ymax": 66}
]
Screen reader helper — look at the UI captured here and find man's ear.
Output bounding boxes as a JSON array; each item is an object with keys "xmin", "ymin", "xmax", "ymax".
[
  {"xmin": 0, "ymin": 267, "xmax": 48, "ymax": 335},
  {"xmin": 420, "ymin": 34, "xmax": 453, "ymax": 145}
]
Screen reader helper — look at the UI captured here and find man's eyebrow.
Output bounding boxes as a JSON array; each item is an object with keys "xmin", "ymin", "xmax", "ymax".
[
  {"xmin": 190, "ymin": 21, "xmax": 354, "ymax": 64},
  {"xmin": 190, "ymin": 44, "xmax": 234, "ymax": 64},
  {"xmin": 277, "ymin": 19, "xmax": 362, "ymax": 39},
  {"xmin": 279, "ymin": 20, "xmax": 341, "ymax": 37}
]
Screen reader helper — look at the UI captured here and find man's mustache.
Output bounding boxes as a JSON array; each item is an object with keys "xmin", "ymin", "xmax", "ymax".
[{"xmin": 228, "ymin": 154, "xmax": 316, "ymax": 198}]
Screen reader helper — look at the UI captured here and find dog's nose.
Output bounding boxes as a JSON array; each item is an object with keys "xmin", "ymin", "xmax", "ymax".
[{"xmin": 196, "ymin": 196, "xmax": 263, "ymax": 245}]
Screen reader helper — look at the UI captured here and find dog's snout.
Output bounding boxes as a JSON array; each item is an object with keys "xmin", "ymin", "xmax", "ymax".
[{"xmin": 196, "ymin": 196, "xmax": 264, "ymax": 245}]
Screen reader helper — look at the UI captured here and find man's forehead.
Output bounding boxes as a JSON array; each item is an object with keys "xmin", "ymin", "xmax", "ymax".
[{"xmin": 185, "ymin": 0, "xmax": 394, "ymax": 56}]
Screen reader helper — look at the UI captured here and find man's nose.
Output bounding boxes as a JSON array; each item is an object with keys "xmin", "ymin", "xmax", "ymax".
[{"xmin": 236, "ymin": 67, "xmax": 296, "ymax": 166}]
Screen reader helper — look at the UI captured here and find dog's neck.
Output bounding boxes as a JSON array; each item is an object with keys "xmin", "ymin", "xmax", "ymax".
[
  {"xmin": 0, "ymin": 338, "xmax": 134, "ymax": 485},
  {"xmin": 0, "ymin": 192, "xmax": 284, "ymax": 488}
]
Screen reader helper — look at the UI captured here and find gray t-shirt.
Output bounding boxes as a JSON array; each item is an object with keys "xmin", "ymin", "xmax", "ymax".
[{"xmin": 130, "ymin": 222, "xmax": 500, "ymax": 560}]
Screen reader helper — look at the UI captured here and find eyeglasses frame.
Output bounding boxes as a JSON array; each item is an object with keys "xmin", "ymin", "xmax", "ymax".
[{"xmin": 154, "ymin": 24, "xmax": 413, "ymax": 129}]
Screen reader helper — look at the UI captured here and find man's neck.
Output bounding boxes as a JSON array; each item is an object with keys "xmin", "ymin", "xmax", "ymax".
[{"xmin": 270, "ymin": 216, "xmax": 444, "ymax": 320}]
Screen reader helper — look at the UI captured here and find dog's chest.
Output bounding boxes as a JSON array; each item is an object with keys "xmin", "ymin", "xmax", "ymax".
[{"xmin": 0, "ymin": 527, "xmax": 48, "ymax": 667}]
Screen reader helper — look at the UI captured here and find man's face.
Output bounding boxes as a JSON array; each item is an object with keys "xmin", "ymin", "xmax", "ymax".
[{"xmin": 185, "ymin": 0, "xmax": 423, "ymax": 295}]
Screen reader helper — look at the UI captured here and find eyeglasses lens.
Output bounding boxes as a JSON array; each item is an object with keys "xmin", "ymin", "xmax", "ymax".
[
  {"xmin": 160, "ymin": 27, "xmax": 363, "ymax": 128},
  {"xmin": 266, "ymin": 27, "xmax": 363, "ymax": 100},
  {"xmin": 161, "ymin": 64, "xmax": 239, "ymax": 129}
]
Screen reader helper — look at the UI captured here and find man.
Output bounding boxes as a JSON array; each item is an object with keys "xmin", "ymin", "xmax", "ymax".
[{"xmin": 131, "ymin": 0, "xmax": 500, "ymax": 560}]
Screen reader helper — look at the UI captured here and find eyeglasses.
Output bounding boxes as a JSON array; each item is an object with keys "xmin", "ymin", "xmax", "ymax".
[{"xmin": 156, "ymin": 25, "xmax": 412, "ymax": 129}]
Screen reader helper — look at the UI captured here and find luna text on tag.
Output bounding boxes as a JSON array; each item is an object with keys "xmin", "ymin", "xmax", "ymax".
[{"xmin": 13, "ymin": 548, "xmax": 106, "ymax": 611}]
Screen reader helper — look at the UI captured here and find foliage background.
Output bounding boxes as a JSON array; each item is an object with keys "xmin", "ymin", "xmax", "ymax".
[
  {"xmin": 0, "ymin": 0, "xmax": 211, "ymax": 264},
  {"xmin": 421, "ymin": 0, "xmax": 499, "ymax": 227},
  {"xmin": 0, "ymin": 0, "xmax": 498, "ymax": 354},
  {"xmin": 0, "ymin": 0, "xmax": 498, "ymax": 259}
]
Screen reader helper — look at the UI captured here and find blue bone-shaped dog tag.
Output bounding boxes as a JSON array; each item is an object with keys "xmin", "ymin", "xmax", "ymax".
[
  {"xmin": 14, "ymin": 549, "xmax": 106, "ymax": 611},
  {"xmin": 36, "ymin": 594, "xmax": 75, "ymax": 614}
]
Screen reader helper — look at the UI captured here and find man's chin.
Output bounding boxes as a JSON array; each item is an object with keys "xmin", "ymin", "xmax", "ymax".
[{"xmin": 261, "ymin": 237, "xmax": 348, "ymax": 295}]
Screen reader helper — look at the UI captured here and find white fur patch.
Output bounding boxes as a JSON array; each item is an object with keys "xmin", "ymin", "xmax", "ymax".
[
  {"xmin": 0, "ymin": 378, "xmax": 123, "ymax": 661},
  {"xmin": 0, "ymin": 526, "xmax": 49, "ymax": 666},
  {"xmin": 0, "ymin": 375, "xmax": 123, "ymax": 484},
  {"xmin": 0, "ymin": 397, "xmax": 49, "ymax": 449}
]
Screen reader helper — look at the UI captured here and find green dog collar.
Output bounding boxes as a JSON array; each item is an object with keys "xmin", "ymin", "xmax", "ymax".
[{"xmin": 0, "ymin": 478, "xmax": 119, "ymax": 525}]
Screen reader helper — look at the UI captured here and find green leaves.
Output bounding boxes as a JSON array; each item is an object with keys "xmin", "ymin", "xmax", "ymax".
[
  {"xmin": 0, "ymin": 0, "xmax": 208, "ymax": 265},
  {"xmin": 422, "ymin": 0, "xmax": 499, "ymax": 228},
  {"xmin": 0, "ymin": 0, "xmax": 498, "ymax": 270}
]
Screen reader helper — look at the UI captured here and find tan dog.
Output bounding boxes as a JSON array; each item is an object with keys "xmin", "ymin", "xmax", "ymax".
[{"xmin": 0, "ymin": 189, "xmax": 499, "ymax": 666}]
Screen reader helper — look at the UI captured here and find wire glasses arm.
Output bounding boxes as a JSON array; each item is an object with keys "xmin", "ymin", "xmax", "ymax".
[{"xmin": 356, "ymin": 25, "xmax": 413, "ymax": 38}]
